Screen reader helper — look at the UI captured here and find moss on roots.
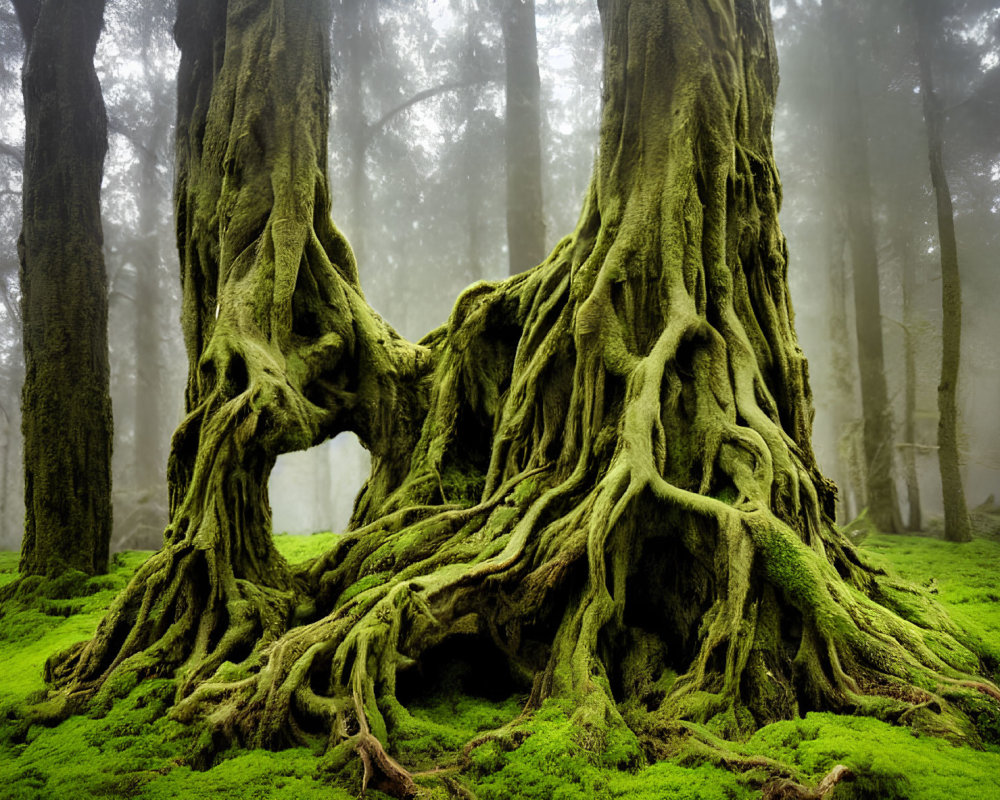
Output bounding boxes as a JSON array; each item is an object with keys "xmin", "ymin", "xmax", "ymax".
[{"xmin": 38, "ymin": 0, "xmax": 999, "ymax": 796}]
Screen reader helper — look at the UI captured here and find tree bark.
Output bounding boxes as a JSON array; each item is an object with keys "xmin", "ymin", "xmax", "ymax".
[
  {"xmin": 14, "ymin": 0, "xmax": 113, "ymax": 576},
  {"xmin": 500, "ymin": 0, "xmax": 545, "ymax": 275},
  {"xmin": 912, "ymin": 0, "xmax": 971, "ymax": 543},
  {"xmin": 822, "ymin": 0, "xmax": 903, "ymax": 534},
  {"xmin": 47, "ymin": 0, "xmax": 427, "ymax": 711},
  {"xmin": 47, "ymin": 0, "xmax": 997, "ymax": 791}
]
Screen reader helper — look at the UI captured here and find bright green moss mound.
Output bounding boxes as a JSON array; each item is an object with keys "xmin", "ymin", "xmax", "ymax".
[
  {"xmin": 864, "ymin": 533, "xmax": 1000, "ymax": 647},
  {"xmin": 0, "ymin": 550, "xmax": 152, "ymax": 702},
  {"xmin": 271, "ymin": 531, "xmax": 339, "ymax": 564},
  {"xmin": 745, "ymin": 713, "xmax": 1000, "ymax": 800},
  {"xmin": 463, "ymin": 700, "xmax": 754, "ymax": 800},
  {"xmin": 0, "ymin": 532, "xmax": 998, "ymax": 798}
]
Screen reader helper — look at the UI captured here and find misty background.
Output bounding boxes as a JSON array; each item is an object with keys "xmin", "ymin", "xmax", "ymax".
[{"xmin": 0, "ymin": 0, "xmax": 996, "ymax": 549}]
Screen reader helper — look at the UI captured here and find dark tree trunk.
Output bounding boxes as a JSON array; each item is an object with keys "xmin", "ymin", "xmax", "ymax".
[
  {"xmin": 912, "ymin": 0, "xmax": 971, "ymax": 543},
  {"xmin": 14, "ymin": 0, "xmax": 113, "ymax": 577},
  {"xmin": 823, "ymin": 0, "xmax": 903, "ymax": 534},
  {"xmin": 500, "ymin": 0, "xmax": 545, "ymax": 275},
  {"xmin": 47, "ymin": 0, "xmax": 997, "ymax": 794}
]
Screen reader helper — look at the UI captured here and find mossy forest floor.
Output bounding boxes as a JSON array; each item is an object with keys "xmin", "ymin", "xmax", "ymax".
[{"xmin": 1, "ymin": 529, "xmax": 999, "ymax": 800}]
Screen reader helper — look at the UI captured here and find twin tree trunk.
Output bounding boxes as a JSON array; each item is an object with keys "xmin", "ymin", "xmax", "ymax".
[
  {"xmin": 14, "ymin": 0, "xmax": 113, "ymax": 577},
  {"xmin": 47, "ymin": 0, "xmax": 996, "ymax": 794}
]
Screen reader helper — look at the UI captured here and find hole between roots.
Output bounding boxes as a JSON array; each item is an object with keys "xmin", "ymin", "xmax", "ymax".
[{"xmin": 396, "ymin": 633, "xmax": 530, "ymax": 708}]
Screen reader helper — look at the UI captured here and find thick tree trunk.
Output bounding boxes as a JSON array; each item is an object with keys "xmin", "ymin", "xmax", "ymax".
[
  {"xmin": 14, "ymin": 0, "xmax": 113, "ymax": 577},
  {"xmin": 912, "ymin": 1, "xmax": 971, "ymax": 544},
  {"xmin": 49, "ymin": 0, "xmax": 997, "ymax": 792},
  {"xmin": 48, "ymin": 0, "xmax": 427, "ymax": 711},
  {"xmin": 500, "ymin": 0, "xmax": 545, "ymax": 275},
  {"xmin": 823, "ymin": 0, "xmax": 903, "ymax": 534}
]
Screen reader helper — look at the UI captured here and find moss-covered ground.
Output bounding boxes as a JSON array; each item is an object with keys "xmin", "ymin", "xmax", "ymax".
[{"xmin": 1, "ymin": 531, "xmax": 998, "ymax": 799}]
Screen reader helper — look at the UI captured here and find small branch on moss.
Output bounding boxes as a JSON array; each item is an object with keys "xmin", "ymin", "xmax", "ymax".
[
  {"xmin": 763, "ymin": 764, "xmax": 853, "ymax": 800},
  {"xmin": 357, "ymin": 732, "xmax": 417, "ymax": 799}
]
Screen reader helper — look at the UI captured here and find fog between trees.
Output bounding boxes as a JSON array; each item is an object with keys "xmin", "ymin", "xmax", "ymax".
[{"xmin": 0, "ymin": 0, "xmax": 997, "ymax": 549}]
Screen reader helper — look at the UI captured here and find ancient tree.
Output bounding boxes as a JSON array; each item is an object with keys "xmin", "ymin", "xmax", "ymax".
[
  {"xmin": 47, "ymin": 0, "xmax": 997, "ymax": 795},
  {"xmin": 911, "ymin": 0, "xmax": 972, "ymax": 543},
  {"xmin": 13, "ymin": 0, "xmax": 113, "ymax": 576}
]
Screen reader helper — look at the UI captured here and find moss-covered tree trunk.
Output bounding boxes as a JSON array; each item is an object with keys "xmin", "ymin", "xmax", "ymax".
[
  {"xmin": 912, "ymin": 0, "xmax": 971, "ymax": 544},
  {"xmin": 13, "ymin": 0, "xmax": 113, "ymax": 577},
  {"xmin": 48, "ymin": 0, "xmax": 997, "ymax": 794},
  {"xmin": 499, "ymin": 0, "xmax": 545, "ymax": 275},
  {"xmin": 47, "ymin": 0, "xmax": 427, "ymax": 708}
]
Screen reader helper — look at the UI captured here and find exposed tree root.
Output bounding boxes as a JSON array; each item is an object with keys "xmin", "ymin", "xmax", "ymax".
[{"xmin": 45, "ymin": 396, "xmax": 299, "ymax": 707}]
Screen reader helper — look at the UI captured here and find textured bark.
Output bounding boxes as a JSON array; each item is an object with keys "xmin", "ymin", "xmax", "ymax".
[
  {"xmin": 14, "ymin": 0, "xmax": 113, "ymax": 577},
  {"xmin": 47, "ymin": 0, "xmax": 997, "ymax": 792},
  {"xmin": 912, "ymin": 0, "xmax": 971, "ymax": 544},
  {"xmin": 823, "ymin": 0, "xmax": 903, "ymax": 534},
  {"xmin": 47, "ymin": 0, "xmax": 427, "ymax": 709},
  {"xmin": 500, "ymin": 0, "xmax": 545, "ymax": 275}
]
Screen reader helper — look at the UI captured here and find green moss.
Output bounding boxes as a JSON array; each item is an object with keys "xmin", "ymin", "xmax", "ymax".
[
  {"xmin": 271, "ymin": 532, "xmax": 339, "ymax": 564},
  {"xmin": 0, "ymin": 551, "xmax": 21, "ymax": 588},
  {"xmin": 745, "ymin": 713, "xmax": 1000, "ymax": 800},
  {"xmin": 0, "ymin": 531, "xmax": 998, "ymax": 798},
  {"xmin": 0, "ymin": 552, "xmax": 153, "ymax": 704},
  {"xmin": 0, "ymin": 679, "xmax": 357, "ymax": 800},
  {"xmin": 466, "ymin": 700, "xmax": 751, "ymax": 800},
  {"xmin": 864, "ymin": 534, "xmax": 1000, "ymax": 650}
]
